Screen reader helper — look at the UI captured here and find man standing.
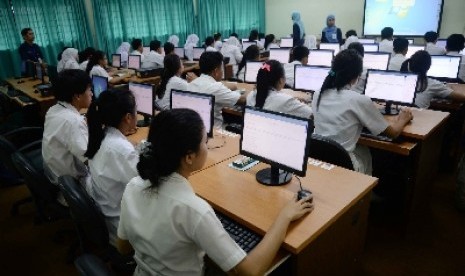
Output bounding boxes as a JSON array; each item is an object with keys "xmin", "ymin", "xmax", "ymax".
[{"xmin": 18, "ymin": 28, "xmax": 44, "ymax": 75}]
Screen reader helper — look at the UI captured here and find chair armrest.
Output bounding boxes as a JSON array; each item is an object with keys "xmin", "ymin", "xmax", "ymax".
[
  {"xmin": 18, "ymin": 140, "xmax": 42, "ymax": 153},
  {"xmin": 4, "ymin": 127, "xmax": 43, "ymax": 148}
]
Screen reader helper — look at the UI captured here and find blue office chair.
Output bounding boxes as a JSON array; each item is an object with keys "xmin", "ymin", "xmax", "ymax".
[{"xmin": 308, "ymin": 134, "xmax": 354, "ymax": 171}]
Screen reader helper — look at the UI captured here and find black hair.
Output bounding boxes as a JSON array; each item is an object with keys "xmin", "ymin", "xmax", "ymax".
[
  {"xmin": 230, "ymin": 33, "xmax": 238, "ymax": 38},
  {"xmin": 317, "ymin": 49, "xmax": 363, "ymax": 110},
  {"xmin": 292, "ymin": 46, "xmax": 309, "ymax": 62},
  {"xmin": 255, "ymin": 60, "xmax": 285, "ymax": 108},
  {"xmin": 137, "ymin": 109, "xmax": 204, "ymax": 189},
  {"xmin": 249, "ymin": 30, "xmax": 259, "ymax": 41},
  {"xmin": 424, "ymin": 31, "xmax": 439, "ymax": 43},
  {"xmin": 381, "ymin": 27, "xmax": 394, "ymax": 40},
  {"xmin": 347, "ymin": 42, "xmax": 364, "ymax": 57},
  {"xmin": 86, "ymin": 50, "xmax": 105, "ymax": 75},
  {"xmin": 53, "ymin": 69, "xmax": 91, "ymax": 102},
  {"xmin": 236, "ymin": 45, "xmax": 260, "ymax": 77},
  {"xmin": 78, "ymin": 47, "xmax": 96, "ymax": 63},
  {"xmin": 157, "ymin": 54, "xmax": 181, "ymax": 99},
  {"xmin": 393, "ymin": 38, "xmax": 409, "ymax": 53},
  {"xmin": 400, "ymin": 50, "xmax": 430, "ymax": 93},
  {"xmin": 446, "ymin": 34, "xmax": 465, "ymax": 52},
  {"xmin": 345, "ymin": 30, "xmax": 357, "ymax": 38},
  {"xmin": 131, "ymin": 39, "xmax": 142, "ymax": 51},
  {"xmin": 21, "ymin": 28, "xmax": 32, "ymax": 37},
  {"xmin": 199, "ymin": 51, "xmax": 223, "ymax": 74},
  {"xmin": 150, "ymin": 40, "xmax": 161, "ymax": 52},
  {"xmin": 214, "ymin": 33, "xmax": 221, "ymax": 41},
  {"xmin": 164, "ymin": 42, "xmax": 175, "ymax": 55},
  {"xmin": 85, "ymin": 90, "xmax": 136, "ymax": 159},
  {"xmin": 57, "ymin": 46, "xmax": 70, "ymax": 61},
  {"xmin": 264, "ymin": 34, "xmax": 275, "ymax": 50},
  {"xmin": 205, "ymin": 36, "xmax": 214, "ymax": 47}
]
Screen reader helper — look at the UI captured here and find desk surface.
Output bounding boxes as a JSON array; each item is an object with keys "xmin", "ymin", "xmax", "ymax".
[
  {"xmin": 5, "ymin": 77, "xmax": 55, "ymax": 103},
  {"xmin": 189, "ymin": 157, "xmax": 377, "ymax": 254}
]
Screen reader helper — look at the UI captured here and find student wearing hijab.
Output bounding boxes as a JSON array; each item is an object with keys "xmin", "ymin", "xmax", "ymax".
[
  {"xmin": 184, "ymin": 34, "xmax": 200, "ymax": 61},
  {"xmin": 291, "ymin": 11, "xmax": 305, "ymax": 47},
  {"xmin": 168, "ymin": 35, "xmax": 180, "ymax": 47},
  {"xmin": 116, "ymin": 42, "xmax": 131, "ymax": 67},
  {"xmin": 321, "ymin": 14, "xmax": 342, "ymax": 44},
  {"xmin": 57, "ymin": 48, "xmax": 80, "ymax": 73},
  {"xmin": 220, "ymin": 36, "xmax": 243, "ymax": 75}
]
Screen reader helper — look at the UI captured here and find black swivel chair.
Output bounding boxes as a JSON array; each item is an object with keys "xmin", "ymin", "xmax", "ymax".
[
  {"xmin": 74, "ymin": 254, "xmax": 113, "ymax": 276},
  {"xmin": 308, "ymin": 134, "xmax": 354, "ymax": 171}
]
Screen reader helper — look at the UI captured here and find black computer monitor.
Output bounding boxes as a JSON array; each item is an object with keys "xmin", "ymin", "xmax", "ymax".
[
  {"xmin": 269, "ymin": 48, "xmax": 291, "ymax": 64},
  {"xmin": 294, "ymin": 65, "xmax": 331, "ymax": 92},
  {"xmin": 174, "ymin": 47, "xmax": 184, "ymax": 58},
  {"xmin": 242, "ymin": 41, "xmax": 257, "ymax": 52},
  {"xmin": 364, "ymin": 70, "xmax": 418, "ymax": 115},
  {"xmin": 405, "ymin": 45, "xmax": 425, "ymax": 59},
  {"xmin": 361, "ymin": 43, "xmax": 379, "ymax": 52},
  {"xmin": 435, "ymin": 39, "xmax": 447, "ymax": 49},
  {"xmin": 92, "ymin": 75, "xmax": 108, "ymax": 99},
  {"xmin": 308, "ymin": 49, "xmax": 334, "ymax": 67},
  {"xmin": 170, "ymin": 90, "xmax": 215, "ymax": 138},
  {"xmin": 193, "ymin": 47, "xmax": 205, "ymax": 61},
  {"xmin": 319, "ymin": 43, "xmax": 341, "ymax": 56},
  {"xmin": 363, "ymin": 52, "xmax": 391, "ymax": 70},
  {"xmin": 240, "ymin": 106, "xmax": 311, "ymax": 186},
  {"xmin": 244, "ymin": 61, "xmax": 263, "ymax": 83},
  {"xmin": 280, "ymin": 38, "xmax": 293, "ymax": 48},
  {"xmin": 428, "ymin": 55, "xmax": 462, "ymax": 80},
  {"xmin": 128, "ymin": 82, "xmax": 154, "ymax": 127},
  {"xmin": 128, "ymin": 55, "xmax": 141, "ymax": 70},
  {"xmin": 112, "ymin": 54, "xmax": 121, "ymax": 68}
]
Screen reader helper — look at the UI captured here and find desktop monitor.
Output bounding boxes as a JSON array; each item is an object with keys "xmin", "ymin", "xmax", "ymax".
[
  {"xmin": 244, "ymin": 61, "xmax": 263, "ymax": 83},
  {"xmin": 405, "ymin": 45, "xmax": 425, "ymax": 59},
  {"xmin": 259, "ymin": 38, "xmax": 266, "ymax": 45},
  {"xmin": 408, "ymin": 39, "xmax": 414, "ymax": 44},
  {"xmin": 358, "ymin": 38, "xmax": 376, "ymax": 44},
  {"xmin": 193, "ymin": 47, "xmax": 205, "ymax": 60},
  {"xmin": 128, "ymin": 82, "xmax": 154, "ymax": 127},
  {"xmin": 435, "ymin": 39, "xmax": 447, "ymax": 49},
  {"xmin": 112, "ymin": 54, "xmax": 121, "ymax": 68},
  {"xmin": 240, "ymin": 106, "xmax": 311, "ymax": 186},
  {"xmin": 170, "ymin": 90, "xmax": 215, "ymax": 138},
  {"xmin": 269, "ymin": 48, "xmax": 291, "ymax": 64},
  {"xmin": 91, "ymin": 75, "xmax": 108, "ymax": 99},
  {"xmin": 363, "ymin": 52, "xmax": 391, "ymax": 70},
  {"xmin": 241, "ymin": 38, "xmax": 249, "ymax": 44},
  {"xmin": 364, "ymin": 69, "xmax": 418, "ymax": 115},
  {"xmin": 174, "ymin": 47, "xmax": 184, "ymax": 58},
  {"xmin": 428, "ymin": 55, "xmax": 462, "ymax": 79},
  {"xmin": 280, "ymin": 38, "xmax": 293, "ymax": 48},
  {"xmin": 294, "ymin": 65, "xmax": 331, "ymax": 92},
  {"xmin": 128, "ymin": 55, "xmax": 141, "ymax": 70},
  {"xmin": 35, "ymin": 62, "xmax": 45, "ymax": 84},
  {"xmin": 319, "ymin": 43, "xmax": 340, "ymax": 56},
  {"xmin": 143, "ymin": 46, "xmax": 150, "ymax": 56},
  {"xmin": 308, "ymin": 49, "xmax": 334, "ymax": 67},
  {"xmin": 361, "ymin": 43, "xmax": 379, "ymax": 52},
  {"xmin": 242, "ymin": 41, "xmax": 257, "ymax": 51}
]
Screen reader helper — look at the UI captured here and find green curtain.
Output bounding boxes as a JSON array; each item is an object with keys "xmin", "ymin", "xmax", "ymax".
[
  {"xmin": 197, "ymin": 0, "xmax": 265, "ymax": 42},
  {"xmin": 11, "ymin": 0, "xmax": 93, "ymax": 66},
  {"xmin": 92, "ymin": 0, "xmax": 195, "ymax": 56},
  {"xmin": 0, "ymin": 1, "xmax": 22, "ymax": 79}
]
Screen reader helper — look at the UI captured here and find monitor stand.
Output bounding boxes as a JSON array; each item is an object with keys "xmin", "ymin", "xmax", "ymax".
[
  {"xmin": 137, "ymin": 115, "xmax": 151, "ymax": 127},
  {"xmin": 380, "ymin": 101, "xmax": 398, "ymax": 116},
  {"xmin": 256, "ymin": 166, "xmax": 292, "ymax": 186}
]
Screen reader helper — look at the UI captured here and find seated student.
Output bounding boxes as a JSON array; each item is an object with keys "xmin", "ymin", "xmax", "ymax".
[
  {"xmin": 42, "ymin": 69, "xmax": 92, "ymax": 186},
  {"xmin": 163, "ymin": 42, "xmax": 175, "ymax": 56},
  {"xmin": 400, "ymin": 50, "xmax": 465, "ymax": 109},
  {"xmin": 230, "ymin": 32, "xmax": 239, "ymax": 39},
  {"xmin": 249, "ymin": 29, "xmax": 264, "ymax": 50},
  {"xmin": 143, "ymin": 40, "xmax": 164, "ymax": 69},
  {"xmin": 116, "ymin": 42, "xmax": 131, "ymax": 67},
  {"xmin": 284, "ymin": 46, "xmax": 309, "ymax": 87},
  {"xmin": 264, "ymin": 34, "xmax": 280, "ymax": 51},
  {"xmin": 424, "ymin": 31, "xmax": 446, "ymax": 55},
  {"xmin": 188, "ymin": 52, "xmax": 246, "ymax": 127},
  {"xmin": 312, "ymin": 49, "xmax": 413, "ymax": 175},
  {"xmin": 184, "ymin": 34, "xmax": 200, "ymax": 61},
  {"xmin": 220, "ymin": 36, "xmax": 243, "ymax": 76},
  {"xmin": 341, "ymin": 30, "xmax": 358, "ymax": 50},
  {"xmin": 347, "ymin": 42, "xmax": 366, "ymax": 94},
  {"xmin": 445, "ymin": 34, "xmax": 465, "ymax": 82},
  {"xmin": 321, "ymin": 14, "xmax": 342, "ymax": 45},
  {"xmin": 79, "ymin": 47, "xmax": 96, "ymax": 71},
  {"xmin": 87, "ymin": 50, "xmax": 126, "ymax": 85},
  {"xmin": 57, "ymin": 48, "xmax": 80, "ymax": 73},
  {"xmin": 213, "ymin": 33, "xmax": 222, "ymax": 51},
  {"xmin": 85, "ymin": 89, "xmax": 138, "ymax": 246},
  {"xmin": 204, "ymin": 36, "xmax": 217, "ymax": 52},
  {"xmin": 168, "ymin": 35, "xmax": 179, "ymax": 47},
  {"xmin": 130, "ymin": 38, "xmax": 145, "ymax": 62},
  {"xmin": 57, "ymin": 47, "xmax": 70, "ymax": 62},
  {"xmin": 236, "ymin": 45, "xmax": 260, "ymax": 81},
  {"xmin": 116, "ymin": 108, "xmax": 313, "ymax": 275},
  {"xmin": 379, "ymin": 27, "xmax": 394, "ymax": 53},
  {"xmin": 248, "ymin": 60, "xmax": 312, "ymax": 118},
  {"xmin": 388, "ymin": 38, "xmax": 408, "ymax": 71}
]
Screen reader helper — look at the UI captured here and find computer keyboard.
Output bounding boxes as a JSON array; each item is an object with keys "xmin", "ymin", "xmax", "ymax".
[
  {"xmin": 360, "ymin": 130, "xmax": 393, "ymax": 142},
  {"xmin": 216, "ymin": 212, "xmax": 261, "ymax": 253}
]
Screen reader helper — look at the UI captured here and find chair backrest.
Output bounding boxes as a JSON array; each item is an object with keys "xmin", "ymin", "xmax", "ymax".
[
  {"xmin": 58, "ymin": 175, "xmax": 109, "ymax": 250},
  {"xmin": 74, "ymin": 254, "xmax": 113, "ymax": 276},
  {"xmin": 308, "ymin": 134, "xmax": 354, "ymax": 170},
  {"xmin": 0, "ymin": 127, "xmax": 43, "ymax": 173},
  {"xmin": 0, "ymin": 136, "xmax": 17, "ymax": 172}
]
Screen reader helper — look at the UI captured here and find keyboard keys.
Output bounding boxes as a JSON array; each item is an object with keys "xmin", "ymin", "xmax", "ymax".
[{"xmin": 216, "ymin": 212, "xmax": 262, "ymax": 253}]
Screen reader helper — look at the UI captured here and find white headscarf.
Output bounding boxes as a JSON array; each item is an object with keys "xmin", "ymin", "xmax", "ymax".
[
  {"xmin": 168, "ymin": 35, "xmax": 179, "ymax": 47},
  {"xmin": 57, "ymin": 48, "xmax": 79, "ymax": 73},
  {"xmin": 184, "ymin": 34, "xmax": 199, "ymax": 49},
  {"xmin": 116, "ymin": 42, "xmax": 131, "ymax": 62},
  {"xmin": 224, "ymin": 36, "xmax": 241, "ymax": 47}
]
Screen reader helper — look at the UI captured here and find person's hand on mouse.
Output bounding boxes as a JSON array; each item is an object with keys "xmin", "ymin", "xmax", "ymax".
[{"xmin": 278, "ymin": 195, "xmax": 314, "ymax": 223}]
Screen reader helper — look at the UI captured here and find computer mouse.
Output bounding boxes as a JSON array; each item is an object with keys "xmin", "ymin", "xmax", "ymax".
[{"xmin": 297, "ymin": 189, "xmax": 313, "ymax": 203}]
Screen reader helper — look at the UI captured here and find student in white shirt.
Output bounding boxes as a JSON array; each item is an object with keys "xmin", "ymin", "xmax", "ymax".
[
  {"xmin": 348, "ymin": 42, "xmax": 367, "ymax": 93},
  {"xmin": 424, "ymin": 31, "xmax": 446, "ymax": 55},
  {"xmin": 236, "ymin": 45, "xmax": 260, "ymax": 81},
  {"xmin": 248, "ymin": 29, "xmax": 264, "ymax": 50},
  {"xmin": 57, "ymin": 48, "xmax": 80, "ymax": 73},
  {"xmin": 312, "ymin": 49, "xmax": 413, "ymax": 174},
  {"xmin": 78, "ymin": 47, "xmax": 95, "ymax": 71},
  {"xmin": 42, "ymin": 69, "xmax": 92, "ymax": 186},
  {"xmin": 341, "ymin": 30, "xmax": 358, "ymax": 50},
  {"xmin": 116, "ymin": 109, "xmax": 313, "ymax": 276},
  {"xmin": 379, "ymin": 27, "xmax": 394, "ymax": 53},
  {"xmin": 130, "ymin": 38, "xmax": 145, "ymax": 63},
  {"xmin": 184, "ymin": 34, "xmax": 200, "ymax": 61},
  {"xmin": 204, "ymin": 36, "xmax": 217, "ymax": 52},
  {"xmin": 285, "ymin": 46, "xmax": 309, "ymax": 88},
  {"xmin": 116, "ymin": 42, "xmax": 131, "ymax": 67},
  {"xmin": 388, "ymin": 38, "xmax": 408, "ymax": 71},
  {"xmin": 400, "ymin": 50, "xmax": 465, "ymax": 108},
  {"xmin": 220, "ymin": 36, "xmax": 243, "ymax": 76},
  {"xmin": 163, "ymin": 42, "xmax": 175, "ymax": 56},
  {"xmin": 446, "ymin": 34, "xmax": 465, "ymax": 82},
  {"xmin": 248, "ymin": 60, "xmax": 312, "ymax": 118},
  {"xmin": 87, "ymin": 51, "xmax": 126, "ymax": 85},
  {"xmin": 85, "ymin": 89, "xmax": 138, "ymax": 246},
  {"xmin": 168, "ymin": 35, "xmax": 179, "ymax": 47},
  {"xmin": 213, "ymin": 33, "xmax": 222, "ymax": 51},
  {"xmin": 143, "ymin": 40, "xmax": 164, "ymax": 69},
  {"xmin": 264, "ymin": 34, "xmax": 280, "ymax": 51},
  {"xmin": 188, "ymin": 51, "xmax": 246, "ymax": 127}
]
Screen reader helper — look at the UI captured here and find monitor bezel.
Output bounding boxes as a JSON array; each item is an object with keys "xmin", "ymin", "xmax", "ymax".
[
  {"xmin": 111, "ymin": 54, "xmax": 122, "ymax": 68},
  {"xmin": 293, "ymin": 64, "xmax": 331, "ymax": 92},
  {"xmin": 269, "ymin": 47, "xmax": 292, "ymax": 64},
  {"xmin": 363, "ymin": 52, "xmax": 391, "ymax": 70},
  {"xmin": 193, "ymin": 47, "xmax": 205, "ymax": 61},
  {"xmin": 174, "ymin": 47, "xmax": 185, "ymax": 58},
  {"xmin": 242, "ymin": 41, "xmax": 257, "ymax": 51},
  {"xmin": 127, "ymin": 54, "xmax": 142, "ymax": 70},
  {"xmin": 405, "ymin": 45, "xmax": 426, "ymax": 59},
  {"xmin": 361, "ymin": 43, "xmax": 379, "ymax": 52},
  {"xmin": 128, "ymin": 82, "xmax": 155, "ymax": 117},
  {"xmin": 91, "ymin": 75, "xmax": 109, "ymax": 100},
  {"xmin": 358, "ymin": 38, "xmax": 376, "ymax": 44},
  {"xmin": 244, "ymin": 61, "xmax": 264, "ymax": 83},
  {"xmin": 308, "ymin": 49, "xmax": 335, "ymax": 67},
  {"xmin": 319, "ymin": 42, "xmax": 341, "ymax": 55},
  {"xmin": 280, "ymin": 37, "xmax": 294, "ymax": 48},
  {"xmin": 428, "ymin": 55, "xmax": 462, "ymax": 80}
]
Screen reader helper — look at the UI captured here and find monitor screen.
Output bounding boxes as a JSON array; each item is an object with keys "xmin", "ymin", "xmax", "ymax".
[
  {"xmin": 241, "ymin": 107, "xmax": 310, "ymax": 183},
  {"xmin": 259, "ymin": 38, "xmax": 266, "ymax": 45},
  {"xmin": 308, "ymin": 50, "xmax": 333, "ymax": 67},
  {"xmin": 363, "ymin": 52, "xmax": 391, "ymax": 70},
  {"xmin": 112, "ymin": 54, "xmax": 121, "ymax": 68},
  {"xmin": 359, "ymin": 38, "xmax": 376, "ymax": 44},
  {"xmin": 242, "ymin": 41, "xmax": 257, "ymax": 51},
  {"xmin": 92, "ymin": 75, "xmax": 108, "ymax": 99},
  {"xmin": 269, "ymin": 48, "xmax": 290, "ymax": 64},
  {"xmin": 435, "ymin": 39, "xmax": 447, "ymax": 49},
  {"xmin": 405, "ymin": 45, "xmax": 425, "ymax": 59},
  {"xmin": 143, "ymin": 46, "xmax": 150, "ymax": 56},
  {"xmin": 294, "ymin": 65, "xmax": 331, "ymax": 92},
  {"xmin": 364, "ymin": 70, "xmax": 418, "ymax": 105},
  {"xmin": 128, "ymin": 55, "xmax": 141, "ymax": 70},
  {"xmin": 319, "ymin": 43, "xmax": 340, "ymax": 56},
  {"xmin": 280, "ymin": 38, "xmax": 293, "ymax": 48},
  {"xmin": 428, "ymin": 55, "xmax": 462, "ymax": 79},
  {"xmin": 174, "ymin": 47, "xmax": 184, "ymax": 58},
  {"xmin": 128, "ymin": 82, "xmax": 154, "ymax": 116},
  {"xmin": 362, "ymin": 43, "xmax": 379, "ymax": 52},
  {"xmin": 170, "ymin": 90, "xmax": 215, "ymax": 137},
  {"xmin": 193, "ymin": 47, "xmax": 205, "ymax": 60},
  {"xmin": 245, "ymin": 61, "xmax": 263, "ymax": 83},
  {"xmin": 408, "ymin": 39, "xmax": 414, "ymax": 45}
]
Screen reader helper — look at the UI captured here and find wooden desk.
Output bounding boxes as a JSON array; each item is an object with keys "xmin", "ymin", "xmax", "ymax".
[{"xmin": 190, "ymin": 158, "xmax": 377, "ymax": 275}]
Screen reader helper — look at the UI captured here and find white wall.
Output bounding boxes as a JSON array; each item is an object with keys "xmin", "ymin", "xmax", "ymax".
[{"xmin": 265, "ymin": 0, "xmax": 465, "ymax": 39}]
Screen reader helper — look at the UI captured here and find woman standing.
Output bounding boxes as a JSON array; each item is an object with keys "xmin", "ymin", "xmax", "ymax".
[
  {"xmin": 321, "ymin": 14, "xmax": 342, "ymax": 44},
  {"xmin": 292, "ymin": 11, "xmax": 305, "ymax": 47}
]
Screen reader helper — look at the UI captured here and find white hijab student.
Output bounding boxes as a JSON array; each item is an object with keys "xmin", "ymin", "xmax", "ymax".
[
  {"xmin": 57, "ymin": 48, "xmax": 80, "ymax": 73},
  {"xmin": 116, "ymin": 42, "xmax": 131, "ymax": 66},
  {"xmin": 168, "ymin": 35, "xmax": 179, "ymax": 47},
  {"xmin": 220, "ymin": 36, "xmax": 243, "ymax": 76},
  {"xmin": 184, "ymin": 34, "xmax": 200, "ymax": 61}
]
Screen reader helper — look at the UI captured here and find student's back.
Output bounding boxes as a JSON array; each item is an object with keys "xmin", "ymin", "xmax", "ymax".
[{"xmin": 156, "ymin": 55, "xmax": 189, "ymax": 110}]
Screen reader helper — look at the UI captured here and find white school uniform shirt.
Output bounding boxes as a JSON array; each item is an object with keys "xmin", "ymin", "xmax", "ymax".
[
  {"xmin": 388, "ymin": 54, "xmax": 406, "ymax": 71},
  {"xmin": 312, "ymin": 88, "xmax": 389, "ymax": 174},
  {"xmin": 353, "ymin": 68, "xmax": 368, "ymax": 94},
  {"xmin": 142, "ymin": 50, "xmax": 164, "ymax": 69},
  {"xmin": 447, "ymin": 52, "xmax": 465, "ymax": 82},
  {"xmin": 188, "ymin": 74, "xmax": 241, "ymax": 127},
  {"xmin": 247, "ymin": 88, "xmax": 312, "ymax": 118},
  {"xmin": 425, "ymin": 42, "xmax": 446, "ymax": 55},
  {"xmin": 42, "ymin": 101, "xmax": 89, "ymax": 184},
  {"xmin": 131, "ymin": 50, "xmax": 145, "ymax": 63},
  {"xmin": 284, "ymin": 60, "xmax": 302, "ymax": 88},
  {"xmin": 79, "ymin": 60, "xmax": 89, "ymax": 71},
  {"xmin": 379, "ymin": 39, "xmax": 394, "ymax": 53},
  {"xmin": 118, "ymin": 174, "xmax": 246, "ymax": 276},
  {"xmin": 214, "ymin": 40, "xmax": 223, "ymax": 51},
  {"xmin": 205, "ymin": 46, "xmax": 217, "ymax": 52},
  {"xmin": 221, "ymin": 44, "xmax": 243, "ymax": 65},
  {"xmin": 414, "ymin": 78, "xmax": 453, "ymax": 109},
  {"xmin": 89, "ymin": 65, "xmax": 113, "ymax": 81},
  {"xmin": 157, "ymin": 76, "xmax": 189, "ymax": 110}
]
